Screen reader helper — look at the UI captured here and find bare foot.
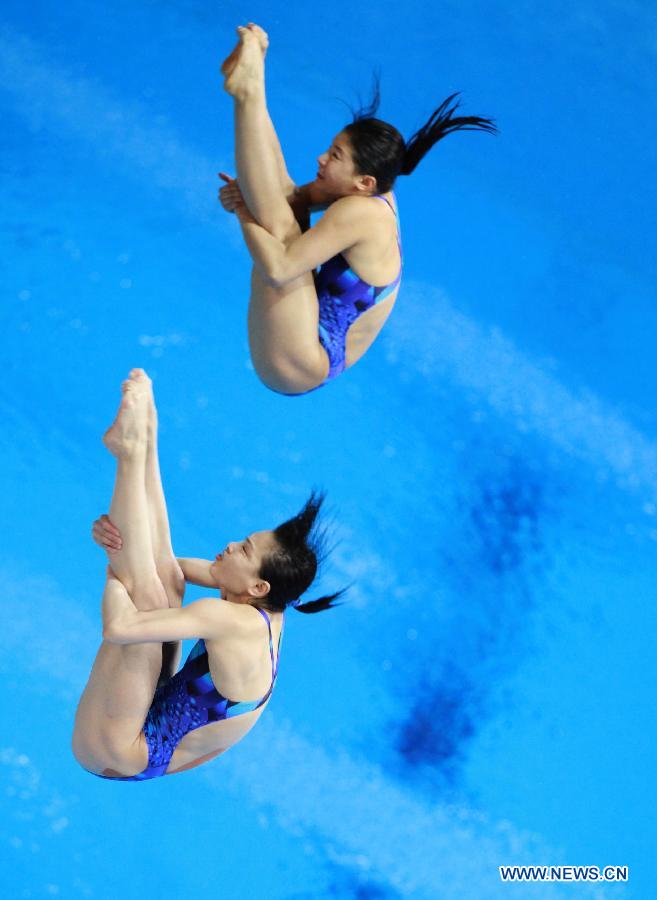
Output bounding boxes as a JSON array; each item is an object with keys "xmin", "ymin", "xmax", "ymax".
[
  {"xmin": 246, "ymin": 23, "xmax": 269, "ymax": 57},
  {"xmin": 102, "ymin": 377, "xmax": 149, "ymax": 457},
  {"xmin": 220, "ymin": 39, "xmax": 241, "ymax": 78},
  {"xmin": 221, "ymin": 23, "xmax": 267, "ymax": 78},
  {"xmin": 223, "ymin": 26, "xmax": 264, "ymax": 98},
  {"xmin": 127, "ymin": 368, "xmax": 157, "ymax": 438}
]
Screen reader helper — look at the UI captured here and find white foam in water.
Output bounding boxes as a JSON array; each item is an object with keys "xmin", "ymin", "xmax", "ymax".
[
  {"xmin": 389, "ymin": 281, "xmax": 657, "ymax": 499},
  {"xmin": 0, "ymin": 24, "xmax": 229, "ymax": 226}
]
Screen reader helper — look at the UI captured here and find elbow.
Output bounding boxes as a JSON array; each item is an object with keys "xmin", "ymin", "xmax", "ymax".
[
  {"xmin": 102, "ymin": 619, "xmax": 125, "ymax": 643},
  {"xmin": 264, "ymin": 264, "xmax": 288, "ymax": 288},
  {"xmin": 263, "ymin": 254, "xmax": 297, "ymax": 287}
]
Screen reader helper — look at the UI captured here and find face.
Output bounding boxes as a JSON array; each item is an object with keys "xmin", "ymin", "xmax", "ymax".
[
  {"xmin": 316, "ymin": 131, "xmax": 374, "ymax": 196},
  {"xmin": 209, "ymin": 529, "xmax": 277, "ymax": 603}
]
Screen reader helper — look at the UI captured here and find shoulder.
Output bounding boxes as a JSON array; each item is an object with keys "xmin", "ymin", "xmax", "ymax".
[
  {"xmin": 323, "ymin": 194, "xmax": 385, "ymax": 223},
  {"xmin": 188, "ymin": 597, "xmax": 238, "ymax": 631},
  {"xmin": 195, "ymin": 599, "xmax": 271, "ymax": 638},
  {"xmin": 321, "ymin": 195, "xmax": 390, "ymax": 228}
]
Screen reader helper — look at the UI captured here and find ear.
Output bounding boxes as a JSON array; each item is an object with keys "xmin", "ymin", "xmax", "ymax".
[
  {"xmin": 356, "ymin": 174, "xmax": 377, "ymax": 193},
  {"xmin": 249, "ymin": 579, "xmax": 271, "ymax": 599}
]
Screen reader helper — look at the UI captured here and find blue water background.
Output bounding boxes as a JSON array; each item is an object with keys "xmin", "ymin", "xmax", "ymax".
[{"xmin": 1, "ymin": 1, "xmax": 656, "ymax": 897}]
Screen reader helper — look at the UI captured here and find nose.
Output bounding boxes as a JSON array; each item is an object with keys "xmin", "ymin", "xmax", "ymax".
[{"xmin": 318, "ymin": 152, "xmax": 327, "ymax": 167}]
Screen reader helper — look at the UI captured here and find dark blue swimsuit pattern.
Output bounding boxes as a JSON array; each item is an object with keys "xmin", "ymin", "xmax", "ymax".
[
  {"xmin": 94, "ymin": 607, "xmax": 281, "ymax": 782},
  {"xmin": 314, "ymin": 194, "xmax": 402, "ymax": 384}
]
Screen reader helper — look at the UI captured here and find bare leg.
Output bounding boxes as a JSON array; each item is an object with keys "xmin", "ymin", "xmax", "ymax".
[
  {"xmin": 221, "ymin": 25, "xmax": 294, "ymax": 198},
  {"xmin": 247, "ymin": 268, "xmax": 328, "ymax": 393},
  {"xmin": 102, "ymin": 381, "xmax": 166, "ymax": 605},
  {"xmin": 72, "ymin": 381, "xmax": 168, "ymax": 776},
  {"xmin": 224, "ymin": 28, "xmax": 329, "ymax": 392},
  {"xmin": 226, "ymin": 29, "xmax": 297, "ymax": 239},
  {"xmin": 136, "ymin": 369, "xmax": 185, "ymax": 679}
]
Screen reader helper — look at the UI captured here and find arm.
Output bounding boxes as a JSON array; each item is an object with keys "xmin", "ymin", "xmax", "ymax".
[
  {"xmin": 177, "ymin": 558, "xmax": 219, "ymax": 589},
  {"xmin": 237, "ymin": 196, "xmax": 373, "ymax": 286},
  {"xmin": 103, "ymin": 576, "xmax": 228, "ymax": 645},
  {"xmin": 290, "ymin": 181, "xmax": 336, "ymax": 215},
  {"xmin": 219, "ymin": 175, "xmax": 332, "ymax": 231}
]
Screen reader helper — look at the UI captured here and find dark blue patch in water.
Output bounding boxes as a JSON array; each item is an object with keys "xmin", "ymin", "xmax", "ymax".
[
  {"xmin": 390, "ymin": 448, "xmax": 551, "ymax": 781},
  {"xmin": 284, "ymin": 867, "xmax": 401, "ymax": 899},
  {"xmin": 395, "ymin": 663, "xmax": 479, "ymax": 774},
  {"xmin": 468, "ymin": 459, "xmax": 544, "ymax": 576},
  {"xmin": 325, "ymin": 869, "xmax": 403, "ymax": 899}
]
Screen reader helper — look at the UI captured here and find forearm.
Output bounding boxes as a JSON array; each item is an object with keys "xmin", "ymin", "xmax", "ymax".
[
  {"xmin": 292, "ymin": 182, "xmax": 335, "ymax": 213},
  {"xmin": 177, "ymin": 557, "xmax": 218, "ymax": 588}
]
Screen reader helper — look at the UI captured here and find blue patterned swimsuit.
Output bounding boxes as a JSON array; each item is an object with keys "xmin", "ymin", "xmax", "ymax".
[
  {"xmin": 93, "ymin": 607, "xmax": 281, "ymax": 781},
  {"xmin": 314, "ymin": 193, "xmax": 402, "ymax": 385}
]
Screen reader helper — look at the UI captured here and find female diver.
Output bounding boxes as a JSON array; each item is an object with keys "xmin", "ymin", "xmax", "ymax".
[
  {"xmin": 218, "ymin": 23, "xmax": 497, "ymax": 395},
  {"xmin": 72, "ymin": 368, "xmax": 340, "ymax": 781}
]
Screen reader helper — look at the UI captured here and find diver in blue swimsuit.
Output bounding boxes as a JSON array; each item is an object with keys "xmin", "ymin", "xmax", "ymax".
[
  {"xmin": 93, "ymin": 606, "xmax": 282, "ymax": 781},
  {"xmin": 315, "ymin": 194, "xmax": 402, "ymax": 383},
  {"xmin": 72, "ymin": 369, "xmax": 341, "ymax": 781},
  {"xmin": 218, "ymin": 23, "xmax": 496, "ymax": 395}
]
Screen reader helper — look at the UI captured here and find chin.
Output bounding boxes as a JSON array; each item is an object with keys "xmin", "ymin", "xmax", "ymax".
[{"xmin": 209, "ymin": 563, "xmax": 221, "ymax": 587}]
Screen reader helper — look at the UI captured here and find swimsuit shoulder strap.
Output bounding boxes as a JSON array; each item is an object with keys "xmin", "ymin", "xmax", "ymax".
[
  {"xmin": 254, "ymin": 606, "xmax": 281, "ymax": 680},
  {"xmin": 374, "ymin": 193, "xmax": 397, "ymax": 218},
  {"xmin": 374, "ymin": 193, "xmax": 402, "ymax": 253}
]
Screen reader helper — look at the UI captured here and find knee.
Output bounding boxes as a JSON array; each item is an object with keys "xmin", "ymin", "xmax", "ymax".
[{"xmin": 131, "ymin": 573, "xmax": 170, "ymax": 611}]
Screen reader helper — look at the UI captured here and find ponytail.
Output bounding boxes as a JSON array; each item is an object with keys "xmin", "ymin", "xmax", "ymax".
[
  {"xmin": 293, "ymin": 589, "xmax": 346, "ymax": 614},
  {"xmin": 400, "ymin": 92, "xmax": 498, "ymax": 176},
  {"xmin": 259, "ymin": 490, "xmax": 347, "ymax": 614},
  {"xmin": 344, "ymin": 79, "xmax": 497, "ymax": 193}
]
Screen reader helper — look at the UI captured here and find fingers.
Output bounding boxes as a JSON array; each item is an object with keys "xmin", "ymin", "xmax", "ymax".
[
  {"xmin": 92, "ymin": 514, "xmax": 123, "ymax": 552},
  {"xmin": 219, "ymin": 183, "xmax": 238, "ymax": 199},
  {"xmin": 217, "ymin": 175, "xmax": 244, "ymax": 213},
  {"xmin": 100, "ymin": 514, "xmax": 121, "ymax": 537},
  {"xmin": 218, "ymin": 189, "xmax": 237, "ymax": 212}
]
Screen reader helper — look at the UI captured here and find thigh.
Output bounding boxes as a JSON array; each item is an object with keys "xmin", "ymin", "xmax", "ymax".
[
  {"xmin": 72, "ymin": 639, "xmax": 159, "ymax": 773},
  {"xmin": 247, "ymin": 268, "xmax": 330, "ymax": 393}
]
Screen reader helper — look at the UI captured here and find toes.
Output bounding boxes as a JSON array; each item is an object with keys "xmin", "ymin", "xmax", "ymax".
[
  {"xmin": 128, "ymin": 367, "xmax": 152, "ymax": 387},
  {"xmin": 237, "ymin": 25, "xmax": 256, "ymax": 44}
]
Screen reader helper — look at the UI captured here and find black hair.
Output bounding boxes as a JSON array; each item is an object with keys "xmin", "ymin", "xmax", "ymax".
[
  {"xmin": 258, "ymin": 490, "xmax": 345, "ymax": 614},
  {"xmin": 343, "ymin": 76, "xmax": 498, "ymax": 193}
]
